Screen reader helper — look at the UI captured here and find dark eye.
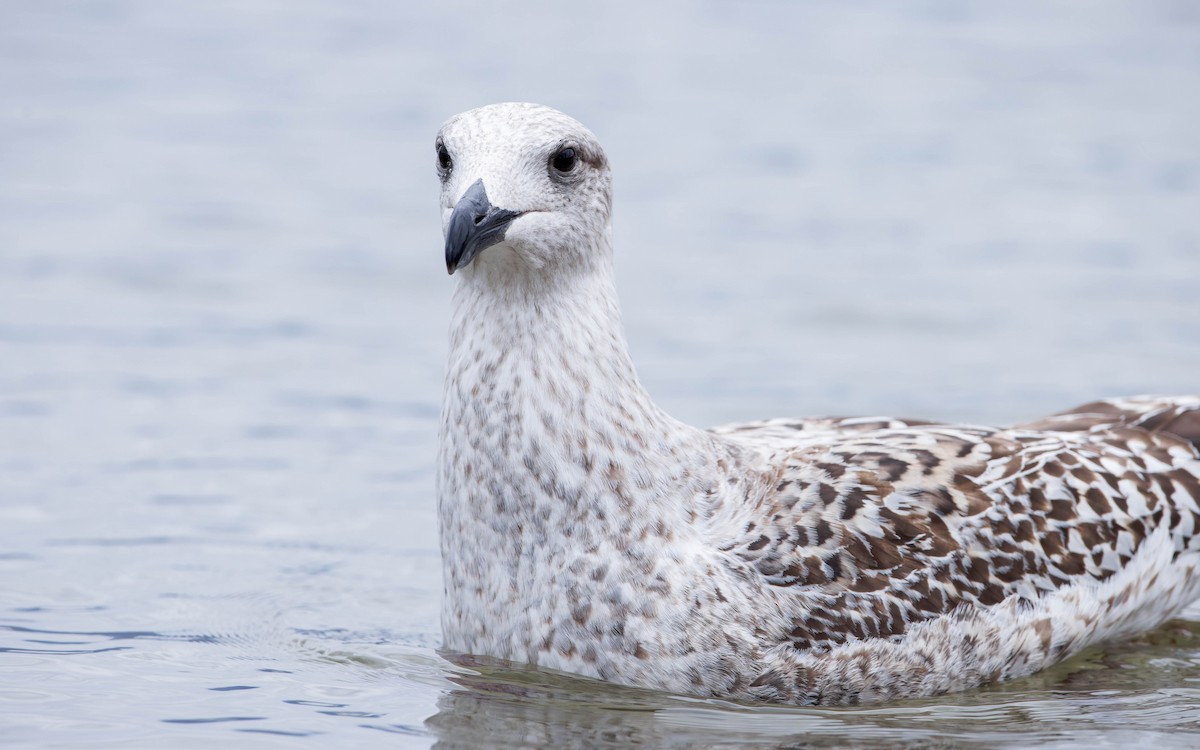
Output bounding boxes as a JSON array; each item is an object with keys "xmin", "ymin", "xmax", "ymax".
[
  {"xmin": 552, "ymin": 146, "xmax": 577, "ymax": 173},
  {"xmin": 436, "ymin": 142, "xmax": 452, "ymax": 172}
]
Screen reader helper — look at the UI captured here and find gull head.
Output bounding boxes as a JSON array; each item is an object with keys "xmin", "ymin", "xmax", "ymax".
[{"xmin": 436, "ymin": 103, "xmax": 612, "ymax": 277}]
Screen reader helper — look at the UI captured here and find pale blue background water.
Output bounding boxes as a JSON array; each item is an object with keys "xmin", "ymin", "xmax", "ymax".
[{"xmin": 1, "ymin": 1, "xmax": 1198, "ymax": 748}]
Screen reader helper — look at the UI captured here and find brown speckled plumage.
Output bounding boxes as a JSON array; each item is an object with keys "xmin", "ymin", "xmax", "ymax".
[
  {"xmin": 712, "ymin": 398, "xmax": 1200, "ymax": 653},
  {"xmin": 435, "ymin": 103, "xmax": 1200, "ymax": 704}
]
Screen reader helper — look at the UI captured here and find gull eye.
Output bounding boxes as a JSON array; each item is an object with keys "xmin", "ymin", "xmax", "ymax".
[
  {"xmin": 551, "ymin": 146, "xmax": 577, "ymax": 173},
  {"xmin": 436, "ymin": 141, "xmax": 453, "ymax": 173}
]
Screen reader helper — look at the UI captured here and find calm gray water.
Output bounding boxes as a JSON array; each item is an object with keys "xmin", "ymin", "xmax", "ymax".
[{"xmin": 2, "ymin": 1, "xmax": 1199, "ymax": 747}]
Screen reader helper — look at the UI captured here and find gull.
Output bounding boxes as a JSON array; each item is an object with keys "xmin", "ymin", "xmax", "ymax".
[{"xmin": 433, "ymin": 102, "xmax": 1200, "ymax": 704}]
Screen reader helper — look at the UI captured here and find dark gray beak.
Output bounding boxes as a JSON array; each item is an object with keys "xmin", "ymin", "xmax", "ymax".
[{"xmin": 444, "ymin": 179, "xmax": 523, "ymax": 274}]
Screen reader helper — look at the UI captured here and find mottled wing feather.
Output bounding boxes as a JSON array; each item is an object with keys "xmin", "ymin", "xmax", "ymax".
[{"xmin": 711, "ymin": 397, "xmax": 1200, "ymax": 651}]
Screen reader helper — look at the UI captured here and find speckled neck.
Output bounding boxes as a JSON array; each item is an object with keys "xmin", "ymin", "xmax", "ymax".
[
  {"xmin": 436, "ymin": 246, "xmax": 743, "ymax": 658},
  {"xmin": 440, "ymin": 250, "xmax": 725, "ymax": 534}
]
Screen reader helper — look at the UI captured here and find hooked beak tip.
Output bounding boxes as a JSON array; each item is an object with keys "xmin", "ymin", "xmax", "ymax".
[{"xmin": 443, "ymin": 179, "xmax": 522, "ymax": 274}]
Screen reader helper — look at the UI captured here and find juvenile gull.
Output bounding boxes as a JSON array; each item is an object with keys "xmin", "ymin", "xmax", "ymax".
[{"xmin": 434, "ymin": 102, "xmax": 1200, "ymax": 704}]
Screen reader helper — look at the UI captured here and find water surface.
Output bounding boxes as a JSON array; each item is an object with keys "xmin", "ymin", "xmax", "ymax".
[{"xmin": 2, "ymin": 1, "xmax": 1199, "ymax": 747}]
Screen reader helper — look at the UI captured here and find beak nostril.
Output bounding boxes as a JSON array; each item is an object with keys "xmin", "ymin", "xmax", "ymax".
[{"xmin": 474, "ymin": 213, "xmax": 486, "ymax": 226}]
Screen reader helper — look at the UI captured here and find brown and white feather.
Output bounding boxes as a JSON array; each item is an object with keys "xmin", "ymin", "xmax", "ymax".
[{"xmin": 710, "ymin": 397, "xmax": 1200, "ymax": 653}]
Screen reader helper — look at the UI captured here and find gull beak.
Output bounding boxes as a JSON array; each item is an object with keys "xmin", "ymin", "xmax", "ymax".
[{"xmin": 444, "ymin": 179, "xmax": 523, "ymax": 274}]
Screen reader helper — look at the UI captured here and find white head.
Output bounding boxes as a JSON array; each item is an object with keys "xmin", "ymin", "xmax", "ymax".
[{"xmin": 436, "ymin": 103, "xmax": 613, "ymax": 280}]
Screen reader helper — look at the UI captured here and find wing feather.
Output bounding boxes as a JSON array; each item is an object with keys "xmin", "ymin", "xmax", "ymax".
[{"xmin": 709, "ymin": 398, "xmax": 1200, "ymax": 651}]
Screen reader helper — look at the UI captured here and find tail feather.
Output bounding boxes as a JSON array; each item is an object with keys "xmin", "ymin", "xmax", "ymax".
[
  {"xmin": 1140, "ymin": 406, "xmax": 1200, "ymax": 450},
  {"xmin": 1016, "ymin": 395, "xmax": 1200, "ymax": 451}
]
